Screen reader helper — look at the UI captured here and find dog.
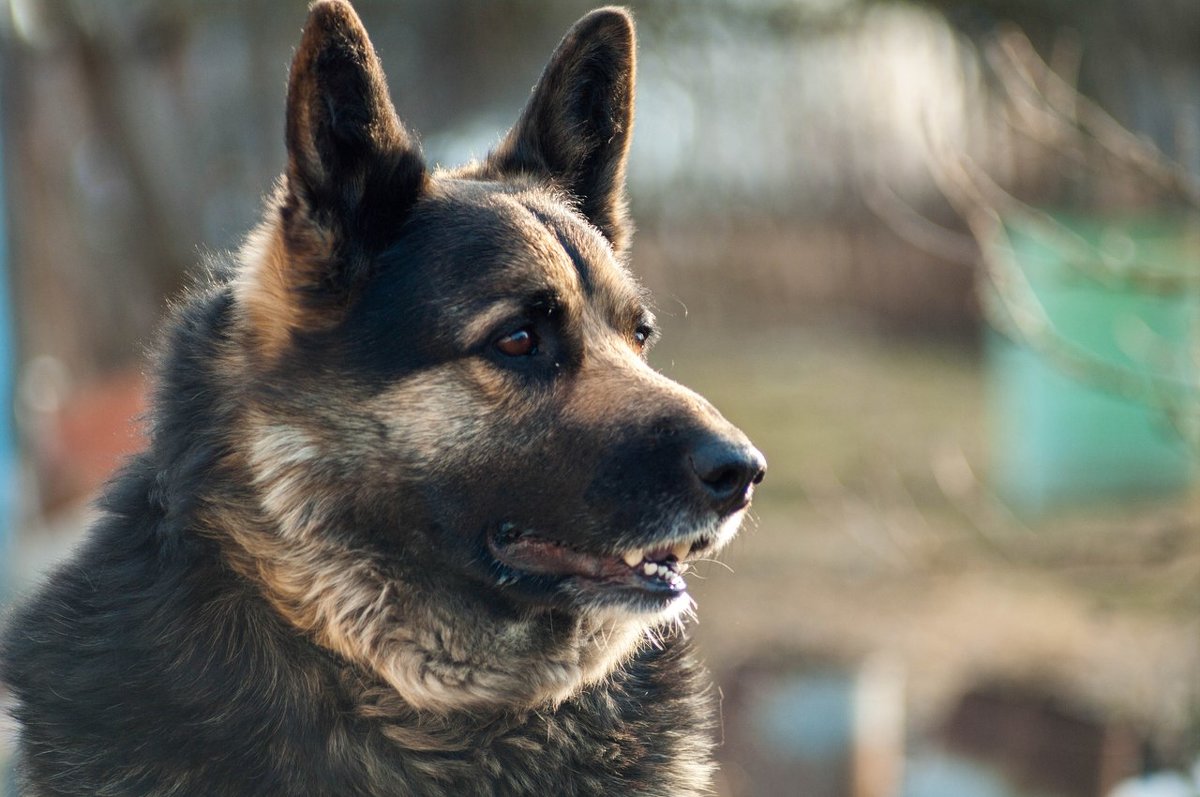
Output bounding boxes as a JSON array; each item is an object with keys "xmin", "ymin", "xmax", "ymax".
[{"xmin": 1, "ymin": 2, "xmax": 764, "ymax": 794}]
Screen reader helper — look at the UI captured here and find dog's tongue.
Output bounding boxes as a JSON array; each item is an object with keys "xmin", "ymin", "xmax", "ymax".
[
  {"xmin": 488, "ymin": 529, "xmax": 689, "ymax": 594},
  {"xmin": 495, "ymin": 536, "xmax": 626, "ymax": 579}
]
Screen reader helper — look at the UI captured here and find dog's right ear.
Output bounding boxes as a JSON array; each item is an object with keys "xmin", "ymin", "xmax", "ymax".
[
  {"xmin": 238, "ymin": 0, "xmax": 425, "ymax": 357},
  {"xmin": 486, "ymin": 8, "xmax": 636, "ymax": 255}
]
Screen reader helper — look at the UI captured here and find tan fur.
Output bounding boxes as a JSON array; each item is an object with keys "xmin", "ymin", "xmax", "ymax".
[
  {"xmin": 213, "ymin": 509, "xmax": 647, "ymax": 715},
  {"xmin": 217, "ymin": 392, "xmax": 651, "ymax": 715},
  {"xmin": 232, "ymin": 187, "xmax": 337, "ymax": 360}
]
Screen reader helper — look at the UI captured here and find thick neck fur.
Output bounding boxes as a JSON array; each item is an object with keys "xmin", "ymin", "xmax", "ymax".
[{"xmin": 201, "ymin": 469, "xmax": 649, "ymax": 716}]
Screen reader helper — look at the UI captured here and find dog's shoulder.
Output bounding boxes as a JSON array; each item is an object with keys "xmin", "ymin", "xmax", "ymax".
[
  {"xmin": 1, "ymin": 468, "xmax": 247, "ymax": 794},
  {"xmin": 1, "ymin": 517, "xmax": 350, "ymax": 796}
]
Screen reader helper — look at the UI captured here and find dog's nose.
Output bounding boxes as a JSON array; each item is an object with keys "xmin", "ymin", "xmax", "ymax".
[{"xmin": 689, "ymin": 436, "xmax": 766, "ymax": 513}]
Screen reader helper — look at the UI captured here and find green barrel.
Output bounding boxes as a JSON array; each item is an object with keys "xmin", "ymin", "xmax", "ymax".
[{"xmin": 986, "ymin": 214, "xmax": 1199, "ymax": 513}]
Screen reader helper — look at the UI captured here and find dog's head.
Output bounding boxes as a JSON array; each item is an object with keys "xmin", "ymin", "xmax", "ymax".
[{"xmin": 221, "ymin": 0, "xmax": 763, "ymax": 713}]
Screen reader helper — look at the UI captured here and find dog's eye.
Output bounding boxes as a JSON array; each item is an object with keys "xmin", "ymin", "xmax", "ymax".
[
  {"xmin": 633, "ymin": 325, "xmax": 654, "ymax": 349},
  {"xmin": 495, "ymin": 328, "xmax": 538, "ymax": 357}
]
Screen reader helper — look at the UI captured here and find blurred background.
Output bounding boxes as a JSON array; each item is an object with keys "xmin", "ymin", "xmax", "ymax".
[{"xmin": 0, "ymin": 1, "xmax": 1199, "ymax": 795}]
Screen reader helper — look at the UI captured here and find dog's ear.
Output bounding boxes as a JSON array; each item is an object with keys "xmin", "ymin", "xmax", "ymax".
[
  {"xmin": 284, "ymin": 0, "xmax": 424, "ymax": 235},
  {"xmin": 487, "ymin": 8, "xmax": 636, "ymax": 254},
  {"xmin": 238, "ymin": 1, "xmax": 425, "ymax": 356}
]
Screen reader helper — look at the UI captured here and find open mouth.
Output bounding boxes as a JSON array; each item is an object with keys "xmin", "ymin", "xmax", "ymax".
[{"xmin": 486, "ymin": 522, "xmax": 714, "ymax": 598}]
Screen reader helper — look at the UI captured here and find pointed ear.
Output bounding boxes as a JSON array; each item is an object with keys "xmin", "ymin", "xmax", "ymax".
[
  {"xmin": 487, "ymin": 8, "xmax": 636, "ymax": 254},
  {"xmin": 284, "ymin": 0, "xmax": 425, "ymax": 256},
  {"xmin": 238, "ymin": 0, "xmax": 425, "ymax": 356}
]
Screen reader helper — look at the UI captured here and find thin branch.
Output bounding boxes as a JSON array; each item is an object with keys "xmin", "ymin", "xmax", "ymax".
[
  {"xmin": 956, "ymin": 157, "xmax": 1199, "ymax": 295},
  {"xmin": 991, "ymin": 28, "xmax": 1200, "ymax": 208},
  {"xmin": 862, "ymin": 181, "xmax": 980, "ymax": 267},
  {"xmin": 922, "ymin": 118, "xmax": 1200, "ymax": 451}
]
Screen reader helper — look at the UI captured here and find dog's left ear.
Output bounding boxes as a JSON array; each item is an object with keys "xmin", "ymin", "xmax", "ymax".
[
  {"xmin": 238, "ymin": 1, "xmax": 425, "ymax": 357},
  {"xmin": 487, "ymin": 8, "xmax": 636, "ymax": 254},
  {"xmin": 283, "ymin": 0, "xmax": 424, "ymax": 250}
]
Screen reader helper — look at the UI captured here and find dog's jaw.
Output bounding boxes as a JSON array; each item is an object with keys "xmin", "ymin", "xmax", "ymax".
[
  {"xmin": 214, "ymin": 528, "xmax": 649, "ymax": 714},
  {"xmin": 222, "ymin": 339, "xmax": 757, "ymax": 714},
  {"xmin": 214, "ymin": 417, "xmax": 649, "ymax": 715}
]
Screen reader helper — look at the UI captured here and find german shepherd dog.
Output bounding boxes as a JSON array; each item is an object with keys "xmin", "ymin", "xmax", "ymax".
[{"xmin": 1, "ymin": 2, "xmax": 764, "ymax": 794}]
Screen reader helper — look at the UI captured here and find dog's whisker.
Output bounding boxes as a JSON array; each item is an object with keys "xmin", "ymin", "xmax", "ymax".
[{"xmin": 689, "ymin": 558, "xmax": 735, "ymax": 574}]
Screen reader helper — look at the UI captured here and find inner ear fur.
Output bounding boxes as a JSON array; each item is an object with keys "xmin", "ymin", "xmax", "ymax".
[
  {"xmin": 237, "ymin": 0, "xmax": 425, "ymax": 357},
  {"xmin": 487, "ymin": 7, "xmax": 637, "ymax": 254}
]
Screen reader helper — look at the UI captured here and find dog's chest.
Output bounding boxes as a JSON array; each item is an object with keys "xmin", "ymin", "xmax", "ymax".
[{"xmin": 346, "ymin": 683, "xmax": 710, "ymax": 797}]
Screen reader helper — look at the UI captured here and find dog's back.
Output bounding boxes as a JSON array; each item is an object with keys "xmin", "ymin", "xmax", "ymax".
[{"xmin": 2, "ymin": 3, "xmax": 763, "ymax": 795}]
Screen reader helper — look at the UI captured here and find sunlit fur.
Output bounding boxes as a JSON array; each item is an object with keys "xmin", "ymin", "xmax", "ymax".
[{"xmin": 0, "ymin": 3, "xmax": 761, "ymax": 795}]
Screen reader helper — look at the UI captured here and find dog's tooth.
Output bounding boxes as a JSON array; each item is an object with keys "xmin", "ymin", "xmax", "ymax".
[
  {"xmin": 623, "ymin": 550, "xmax": 645, "ymax": 568},
  {"xmin": 642, "ymin": 562, "xmax": 657, "ymax": 577},
  {"xmin": 672, "ymin": 542, "xmax": 691, "ymax": 561}
]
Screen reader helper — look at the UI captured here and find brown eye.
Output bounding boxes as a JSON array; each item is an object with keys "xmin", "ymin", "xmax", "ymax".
[
  {"xmin": 633, "ymin": 325, "xmax": 653, "ymax": 349},
  {"xmin": 495, "ymin": 328, "xmax": 538, "ymax": 357}
]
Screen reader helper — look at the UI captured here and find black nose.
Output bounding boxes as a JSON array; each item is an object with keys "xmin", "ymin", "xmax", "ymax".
[{"xmin": 689, "ymin": 437, "xmax": 766, "ymax": 512}]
